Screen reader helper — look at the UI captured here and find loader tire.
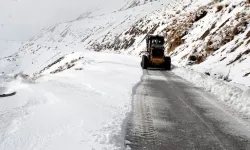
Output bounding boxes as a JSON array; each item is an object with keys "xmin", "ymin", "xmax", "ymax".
[
  {"xmin": 141, "ymin": 55, "xmax": 148, "ymax": 69},
  {"xmin": 164, "ymin": 56, "xmax": 171, "ymax": 70}
]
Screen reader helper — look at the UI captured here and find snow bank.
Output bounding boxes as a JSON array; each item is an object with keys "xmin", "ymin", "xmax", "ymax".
[
  {"xmin": 0, "ymin": 51, "xmax": 142, "ymax": 150},
  {"xmin": 173, "ymin": 67, "xmax": 250, "ymax": 116}
]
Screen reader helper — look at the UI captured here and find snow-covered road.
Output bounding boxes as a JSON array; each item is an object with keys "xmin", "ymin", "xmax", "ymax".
[
  {"xmin": 126, "ymin": 70, "xmax": 250, "ymax": 150},
  {"xmin": 0, "ymin": 52, "xmax": 142, "ymax": 150}
]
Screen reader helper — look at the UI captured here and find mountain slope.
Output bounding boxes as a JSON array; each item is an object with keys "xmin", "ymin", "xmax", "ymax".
[
  {"xmin": 0, "ymin": 0, "xmax": 157, "ymax": 40},
  {"xmin": 0, "ymin": 0, "xmax": 189, "ymax": 75},
  {"xmin": 164, "ymin": 0, "xmax": 250, "ymax": 87},
  {"xmin": 1, "ymin": 0, "xmax": 249, "ymax": 88}
]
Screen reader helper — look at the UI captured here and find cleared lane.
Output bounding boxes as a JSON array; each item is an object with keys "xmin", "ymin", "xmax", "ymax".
[{"xmin": 125, "ymin": 69, "xmax": 250, "ymax": 150}]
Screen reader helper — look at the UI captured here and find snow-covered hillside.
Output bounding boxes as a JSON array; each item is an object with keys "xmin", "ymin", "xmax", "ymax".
[
  {"xmin": 0, "ymin": 40, "xmax": 22, "ymax": 57},
  {"xmin": 2, "ymin": 0, "xmax": 249, "ymax": 87},
  {"xmin": 0, "ymin": 0, "xmax": 143, "ymax": 40},
  {"xmin": 0, "ymin": 0, "xmax": 188, "ymax": 75},
  {"xmin": 166, "ymin": 0, "xmax": 250, "ymax": 87}
]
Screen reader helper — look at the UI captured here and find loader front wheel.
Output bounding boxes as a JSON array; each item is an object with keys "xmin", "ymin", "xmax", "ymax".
[
  {"xmin": 141, "ymin": 55, "xmax": 148, "ymax": 69},
  {"xmin": 164, "ymin": 56, "xmax": 171, "ymax": 70}
]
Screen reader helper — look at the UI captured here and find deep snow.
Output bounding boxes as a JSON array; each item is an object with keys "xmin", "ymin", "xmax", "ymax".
[{"xmin": 0, "ymin": 52, "xmax": 141, "ymax": 150}]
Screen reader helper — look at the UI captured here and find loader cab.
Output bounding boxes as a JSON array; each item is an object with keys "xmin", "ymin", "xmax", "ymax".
[{"xmin": 146, "ymin": 35, "xmax": 165, "ymax": 57}]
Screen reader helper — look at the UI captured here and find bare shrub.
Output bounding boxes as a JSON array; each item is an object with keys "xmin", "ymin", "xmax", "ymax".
[
  {"xmin": 196, "ymin": 55, "xmax": 205, "ymax": 64},
  {"xmin": 194, "ymin": 9, "xmax": 207, "ymax": 22},
  {"xmin": 236, "ymin": 12, "xmax": 241, "ymax": 19},
  {"xmin": 216, "ymin": 5, "xmax": 223, "ymax": 12},
  {"xmin": 246, "ymin": 39, "xmax": 250, "ymax": 45}
]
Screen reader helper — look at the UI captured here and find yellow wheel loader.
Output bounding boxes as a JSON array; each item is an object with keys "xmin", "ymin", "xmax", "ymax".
[{"xmin": 141, "ymin": 35, "xmax": 171, "ymax": 70}]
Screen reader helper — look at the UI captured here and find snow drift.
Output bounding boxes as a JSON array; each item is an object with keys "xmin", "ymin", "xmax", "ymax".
[{"xmin": 0, "ymin": 52, "xmax": 141, "ymax": 149}]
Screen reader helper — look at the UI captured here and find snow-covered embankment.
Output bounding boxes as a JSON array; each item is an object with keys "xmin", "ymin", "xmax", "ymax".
[
  {"xmin": 0, "ymin": 51, "xmax": 141, "ymax": 150},
  {"xmin": 173, "ymin": 67, "xmax": 250, "ymax": 117}
]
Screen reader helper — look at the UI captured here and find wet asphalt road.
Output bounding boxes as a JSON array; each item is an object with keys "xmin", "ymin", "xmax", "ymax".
[{"xmin": 125, "ymin": 70, "xmax": 250, "ymax": 150}]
